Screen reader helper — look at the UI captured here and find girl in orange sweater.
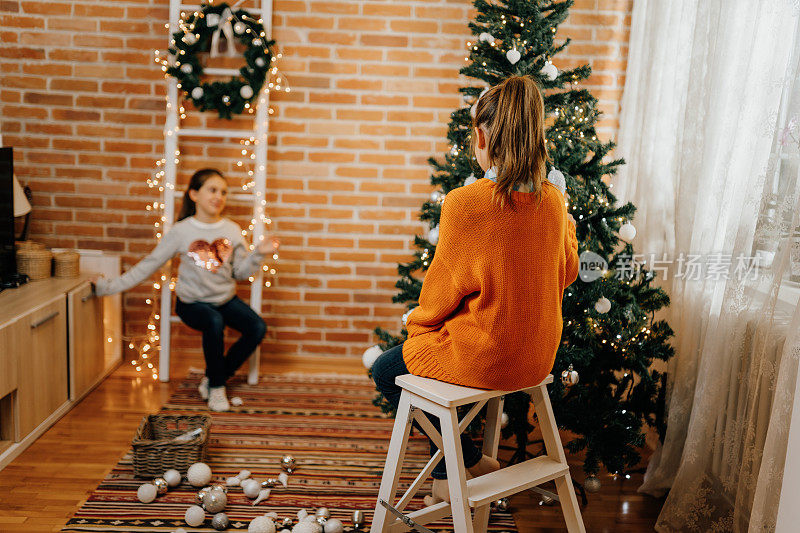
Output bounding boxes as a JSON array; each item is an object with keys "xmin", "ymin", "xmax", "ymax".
[{"xmin": 372, "ymin": 75, "xmax": 579, "ymax": 503}]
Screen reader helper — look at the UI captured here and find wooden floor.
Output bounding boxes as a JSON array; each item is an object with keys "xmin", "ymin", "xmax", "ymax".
[{"xmin": 0, "ymin": 350, "xmax": 665, "ymax": 532}]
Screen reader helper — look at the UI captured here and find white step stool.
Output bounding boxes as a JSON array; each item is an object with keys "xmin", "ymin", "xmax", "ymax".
[{"xmin": 371, "ymin": 374, "xmax": 586, "ymax": 533}]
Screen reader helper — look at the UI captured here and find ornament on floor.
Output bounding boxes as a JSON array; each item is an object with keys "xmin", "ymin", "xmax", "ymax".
[
  {"xmin": 239, "ymin": 469, "xmax": 252, "ymax": 480},
  {"xmin": 261, "ymin": 477, "xmax": 279, "ymax": 488},
  {"xmin": 506, "ymin": 48, "xmax": 521, "ymax": 64},
  {"xmin": 203, "ymin": 487, "xmax": 227, "ymax": 513},
  {"xmin": 187, "ymin": 462, "xmax": 213, "ymax": 487},
  {"xmin": 248, "ymin": 516, "xmax": 277, "ymax": 533},
  {"xmin": 281, "ymin": 517, "xmax": 294, "ymax": 529},
  {"xmin": 253, "ymin": 488, "xmax": 271, "ymax": 505},
  {"xmin": 137, "ymin": 483, "xmax": 158, "ymax": 503},
  {"xmin": 595, "ymin": 296, "xmax": 611, "ymax": 314},
  {"xmin": 243, "ymin": 478, "xmax": 262, "ymax": 498},
  {"xmin": 163, "ymin": 468, "xmax": 182, "ymax": 487},
  {"xmin": 547, "ymin": 167, "xmax": 566, "ymax": 195},
  {"xmin": 279, "ymin": 472, "xmax": 289, "ymax": 487},
  {"xmin": 212, "ymin": 512, "xmax": 230, "ymax": 530},
  {"xmin": 281, "ymin": 455, "xmax": 297, "ymax": 472},
  {"xmin": 362, "ymin": 345, "xmax": 382, "ymax": 370},
  {"xmin": 540, "ymin": 60, "xmax": 558, "ymax": 81},
  {"xmin": 493, "ymin": 497, "xmax": 509, "ymax": 511},
  {"xmin": 561, "ymin": 364, "xmax": 579, "ymax": 387},
  {"xmin": 315, "ymin": 508, "xmax": 331, "ymax": 521},
  {"xmin": 584, "ymin": 475, "xmax": 601, "ymax": 493},
  {"xmin": 619, "ymin": 221, "xmax": 637, "ymax": 242},
  {"xmin": 323, "ymin": 518, "xmax": 344, "ymax": 533},
  {"xmin": 426, "ymin": 225, "xmax": 439, "ymax": 245},
  {"xmin": 226, "ymin": 476, "xmax": 241, "ymax": 486},
  {"xmin": 185, "ymin": 504, "xmax": 206, "ymax": 527},
  {"xmin": 292, "ymin": 521, "xmax": 321, "ymax": 533},
  {"xmin": 231, "ymin": 396, "xmax": 244, "ymax": 406},
  {"xmin": 197, "ymin": 486, "xmax": 212, "ymax": 504},
  {"xmin": 153, "ymin": 477, "xmax": 169, "ymax": 495},
  {"xmin": 298, "ymin": 509, "xmax": 309, "ymax": 521},
  {"xmin": 351, "ymin": 510, "xmax": 365, "ymax": 529},
  {"xmin": 500, "ymin": 411, "xmax": 509, "ymax": 429}
]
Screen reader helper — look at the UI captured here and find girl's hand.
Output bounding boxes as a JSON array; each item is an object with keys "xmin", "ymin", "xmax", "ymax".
[{"xmin": 256, "ymin": 236, "xmax": 280, "ymax": 255}]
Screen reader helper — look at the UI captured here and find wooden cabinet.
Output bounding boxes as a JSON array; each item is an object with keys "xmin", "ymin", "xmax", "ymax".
[
  {"xmin": 68, "ymin": 282, "xmax": 105, "ymax": 402},
  {"xmin": 16, "ymin": 297, "xmax": 69, "ymax": 439},
  {"xmin": 0, "ymin": 319, "xmax": 21, "ymax": 401}
]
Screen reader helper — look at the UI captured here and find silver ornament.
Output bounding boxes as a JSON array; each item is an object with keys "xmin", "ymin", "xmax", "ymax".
[
  {"xmin": 222, "ymin": 95, "xmax": 231, "ymax": 104},
  {"xmin": 180, "ymin": 63, "xmax": 193, "ymax": 74},
  {"xmin": 255, "ymin": 57, "xmax": 266, "ymax": 67},
  {"xmin": 210, "ymin": 484, "xmax": 228, "ymax": 494},
  {"xmin": 351, "ymin": 510, "xmax": 364, "ymax": 529},
  {"xmin": 234, "ymin": 21, "xmax": 246, "ymax": 34},
  {"xmin": 561, "ymin": 364, "xmax": 579, "ymax": 387},
  {"xmin": 323, "ymin": 518, "xmax": 344, "ymax": 533},
  {"xmin": 495, "ymin": 497, "xmax": 509, "ymax": 511},
  {"xmin": 252, "ymin": 38, "xmax": 262, "ymax": 46},
  {"xmin": 584, "ymin": 475, "xmax": 601, "ymax": 493},
  {"xmin": 203, "ymin": 488, "xmax": 228, "ymax": 513},
  {"xmin": 212, "ymin": 512, "xmax": 230, "ymax": 530},
  {"xmin": 315, "ymin": 508, "xmax": 331, "ymax": 520},
  {"xmin": 197, "ymin": 486, "xmax": 212, "ymax": 504},
  {"xmin": 153, "ymin": 477, "xmax": 168, "ymax": 495},
  {"xmin": 262, "ymin": 478, "xmax": 278, "ymax": 488},
  {"xmin": 191, "ymin": 86, "xmax": 204, "ymax": 99},
  {"xmin": 316, "ymin": 517, "xmax": 327, "ymax": 526},
  {"xmin": 281, "ymin": 455, "xmax": 297, "ymax": 472},
  {"xmin": 594, "ymin": 296, "xmax": 611, "ymax": 314},
  {"xmin": 281, "ymin": 517, "xmax": 294, "ymax": 529}
]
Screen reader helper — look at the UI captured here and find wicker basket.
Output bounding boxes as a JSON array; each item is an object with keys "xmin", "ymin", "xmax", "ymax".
[
  {"xmin": 54, "ymin": 250, "xmax": 80, "ymax": 278},
  {"xmin": 17, "ymin": 248, "xmax": 52, "ymax": 280},
  {"xmin": 132, "ymin": 414, "xmax": 211, "ymax": 478},
  {"xmin": 16, "ymin": 240, "xmax": 45, "ymax": 251}
]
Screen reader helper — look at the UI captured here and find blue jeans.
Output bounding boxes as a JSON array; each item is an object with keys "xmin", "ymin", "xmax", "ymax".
[
  {"xmin": 371, "ymin": 343, "xmax": 483, "ymax": 480},
  {"xmin": 175, "ymin": 296, "xmax": 267, "ymax": 388}
]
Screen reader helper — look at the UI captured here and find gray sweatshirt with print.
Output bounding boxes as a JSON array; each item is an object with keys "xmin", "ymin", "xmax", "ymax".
[{"xmin": 94, "ymin": 217, "xmax": 265, "ymax": 305}]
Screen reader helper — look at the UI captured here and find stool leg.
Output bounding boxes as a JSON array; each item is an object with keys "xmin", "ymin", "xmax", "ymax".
[
  {"xmin": 371, "ymin": 392, "xmax": 415, "ymax": 533},
  {"xmin": 439, "ymin": 405, "xmax": 474, "ymax": 533},
  {"xmin": 530, "ymin": 383, "xmax": 586, "ymax": 533},
  {"xmin": 472, "ymin": 396, "xmax": 503, "ymax": 533}
]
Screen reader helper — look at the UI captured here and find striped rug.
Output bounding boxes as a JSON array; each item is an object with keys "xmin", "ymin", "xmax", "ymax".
[{"xmin": 62, "ymin": 372, "xmax": 518, "ymax": 532}]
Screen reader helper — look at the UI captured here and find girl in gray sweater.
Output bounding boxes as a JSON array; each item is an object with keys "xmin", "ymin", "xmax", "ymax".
[{"xmin": 94, "ymin": 169, "xmax": 278, "ymax": 411}]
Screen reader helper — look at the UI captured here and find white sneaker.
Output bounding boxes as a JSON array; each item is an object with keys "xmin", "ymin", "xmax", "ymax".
[
  {"xmin": 207, "ymin": 386, "xmax": 230, "ymax": 412},
  {"xmin": 198, "ymin": 376, "xmax": 209, "ymax": 400}
]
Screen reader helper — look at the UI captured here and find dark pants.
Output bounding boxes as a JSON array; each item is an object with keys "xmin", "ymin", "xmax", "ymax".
[
  {"xmin": 175, "ymin": 296, "xmax": 267, "ymax": 388},
  {"xmin": 371, "ymin": 343, "xmax": 483, "ymax": 480}
]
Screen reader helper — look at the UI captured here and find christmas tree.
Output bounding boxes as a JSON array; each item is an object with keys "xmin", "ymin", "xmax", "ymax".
[{"xmin": 369, "ymin": 0, "xmax": 675, "ymax": 486}]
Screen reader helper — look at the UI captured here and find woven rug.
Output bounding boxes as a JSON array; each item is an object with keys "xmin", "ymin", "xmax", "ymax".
[{"xmin": 62, "ymin": 372, "xmax": 518, "ymax": 532}]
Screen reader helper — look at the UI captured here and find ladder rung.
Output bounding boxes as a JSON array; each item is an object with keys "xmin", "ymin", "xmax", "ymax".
[
  {"xmin": 176, "ymin": 127, "xmax": 256, "ymax": 138},
  {"xmin": 387, "ymin": 501, "xmax": 451, "ymax": 533},
  {"xmin": 179, "ymin": 4, "xmax": 265, "ymax": 14},
  {"xmin": 204, "ymin": 68, "xmax": 242, "ymax": 76},
  {"xmin": 466, "ymin": 456, "xmax": 569, "ymax": 507}
]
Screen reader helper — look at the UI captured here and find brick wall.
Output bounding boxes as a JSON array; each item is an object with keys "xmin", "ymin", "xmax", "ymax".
[{"xmin": 0, "ymin": 0, "xmax": 632, "ymax": 360}]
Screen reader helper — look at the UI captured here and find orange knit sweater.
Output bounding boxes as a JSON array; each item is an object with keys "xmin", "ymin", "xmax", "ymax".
[{"xmin": 402, "ymin": 178, "xmax": 579, "ymax": 390}]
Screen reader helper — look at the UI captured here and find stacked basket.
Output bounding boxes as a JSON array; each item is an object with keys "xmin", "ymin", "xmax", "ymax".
[{"xmin": 15, "ymin": 242, "xmax": 80, "ymax": 280}]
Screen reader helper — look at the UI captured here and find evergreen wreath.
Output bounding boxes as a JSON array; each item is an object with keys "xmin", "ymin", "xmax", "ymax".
[{"xmin": 166, "ymin": 2, "xmax": 274, "ymax": 119}]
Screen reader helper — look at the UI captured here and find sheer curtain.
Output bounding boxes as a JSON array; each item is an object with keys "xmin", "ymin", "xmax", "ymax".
[{"xmin": 614, "ymin": 0, "xmax": 800, "ymax": 530}]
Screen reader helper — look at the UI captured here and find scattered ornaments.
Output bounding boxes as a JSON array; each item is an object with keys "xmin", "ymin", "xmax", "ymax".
[
  {"xmin": 243, "ymin": 478, "xmax": 262, "ymax": 498},
  {"xmin": 185, "ymin": 504, "xmax": 206, "ymax": 527},
  {"xmin": 212, "ymin": 512, "xmax": 230, "ymax": 530},
  {"xmin": 163, "ymin": 469, "xmax": 182, "ymax": 487},
  {"xmin": 203, "ymin": 487, "xmax": 227, "ymax": 513},
  {"xmin": 137, "ymin": 483, "xmax": 157, "ymax": 503},
  {"xmin": 153, "ymin": 477, "xmax": 168, "ymax": 495},
  {"xmin": 278, "ymin": 472, "xmax": 289, "ymax": 487},
  {"xmin": 595, "ymin": 296, "xmax": 611, "ymax": 314},
  {"xmin": 239, "ymin": 469, "xmax": 252, "ymax": 480},
  {"xmin": 619, "ymin": 222, "xmax": 637, "ymax": 242},
  {"xmin": 323, "ymin": 519, "xmax": 344, "ymax": 533},
  {"xmin": 506, "ymin": 48, "xmax": 521, "ymax": 65},
  {"xmin": 187, "ymin": 462, "xmax": 212, "ymax": 487},
  {"xmin": 362, "ymin": 345, "xmax": 382, "ymax": 369},
  {"xmin": 231, "ymin": 396, "xmax": 244, "ymax": 406},
  {"xmin": 253, "ymin": 488, "xmax": 271, "ymax": 505},
  {"xmin": 249, "ymin": 516, "xmax": 277, "ymax": 533},
  {"xmin": 227, "ymin": 476, "xmax": 241, "ymax": 486}
]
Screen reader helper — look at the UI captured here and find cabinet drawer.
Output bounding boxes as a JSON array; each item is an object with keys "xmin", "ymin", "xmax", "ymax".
[
  {"xmin": 0, "ymin": 320, "xmax": 22, "ymax": 399},
  {"xmin": 68, "ymin": 282, "xmax": 105, "ymax": 401},
  {"xmin": 17, "ymin": 297, "xmax": 69, "ymax": 439}
]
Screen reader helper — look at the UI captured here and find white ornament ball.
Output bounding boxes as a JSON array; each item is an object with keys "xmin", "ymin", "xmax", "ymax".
[
  {"xmin": 163, "ymin": 469, "xmax": 182, "ymax": 487},
  {"xmin": 541, "ymin": 62, "xmax": 558, "ymax": 81},
  {"xmin": 255, "ymin": 57, "xmax": 266, "ymax": 67},
  {"xmin": 430, "ymin": 190, "xmax": 444, "ymax": 203},
  {"xmin": 249, "ymin": 516, "xmax": 277, "ymax": 533},
  {"xmin": 239, "ymin": 469, "xmax": 252, "ymax": 480},
  {"xmin": 240, "ymin": 85, "xmax": 254, "ymax": 99},
  {"xmin": 479, "ymin": 32, "xmax": 495, "ymax": 42},
  {"xmin": 137, "ymin": 483, "xmax": 158, "ymax": 503},
  {"xmin": 253, "ymin": 38, "xmax": 262, "ymax": 46},
  {"xmin": 547, "ymin": 168, "xmax": 566, "ymax": 194},
  {"xmin": 323, "ymin": 519, "xmax": 344, "ymax": 533},
  {"xmin": 595, "ymin": 296, "xmax": 612, "ymax": 314},
  {"xmin": 464, "ymin": 173, "xmax": 477, "ymax": 187},
  {"xmin": 187, "ymin": 462, "xmax": 212, "ymax": 487},
  {"xmin": 191, "ymin": 87, "xmax": 204, "ymax": 99},
  {"xmin": 182, "ymin": 33, "xmax": 197, "ymax": 45},
  {"xmin": 619, "ymin": 222, "xmax": 637, "ymax": 242},
  {"xmin": 401, "ymin": 309, "xmax": 413, "ymax": 326},
  {"xmin": 180, "ymin": 63, "xmax": 193, "ymax": 74},
  {"xmin": 231, "ymin": 396, "xmax": 244, "ymax": 406},
  {"xmin": 242, "ymin": 478, "xmax": 262, "ymax": 498},
  {"xmin": 185, "ymin": 505, "xmax": 206, "ymax": 527},
  {"xmin": 427, "ymin": 226, "xmax": 439, "ymax": 245},
  {"xmin": 297, "ymin": 509, "xmax": 309, "ymax": 521},
  {"xmin": 500, "ymin": 412, "xmax": 509, "ymax": 429},
  {"xmin": 362, "ymin": 344, "xmax": 383, "ymax": 370},
  {"xmin": 226, "ymin": 476, "xmax": 241, "ymax": 486},
  {"xmin": 206, "ymin": 13, "xmax": 220, "ymax": 27},
  {"xmin": 292, "ymin": 521, "xmax": 321, "ymax": 533},
  {"xmin": 506, "ymin": 48, "xmax": 521, "ymax": 65},
  {"xmin": 234, "ymin": 21, "xmax": 246, "ymax": 34},
  {"xmin": 278, "ymin": 472, "xmax": 289, "ymax": 487}
]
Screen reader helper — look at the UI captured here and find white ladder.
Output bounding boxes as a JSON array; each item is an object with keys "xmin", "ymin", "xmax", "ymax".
[{"xmin": 159, "ymin": 0, "xmax": 274, "ymax": 384}]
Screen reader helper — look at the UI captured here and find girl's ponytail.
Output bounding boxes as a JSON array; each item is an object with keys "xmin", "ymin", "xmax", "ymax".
[
  {"xmin": 177, "ymin": 168, "xmax": 225, "ymax": 221},
  {"xmin": 471, "ymin": 75, "xmax": 550, "ymax": 210}
]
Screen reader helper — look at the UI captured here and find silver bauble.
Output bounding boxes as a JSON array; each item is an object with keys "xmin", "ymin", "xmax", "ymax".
[
  {"xmin": 594, "ymin": 296, "xmax": 612, "ymax": 314},
  {"xmin": 315, "ymin": 507, "xmax": 331, "ymax": 520},
  {"xmin": 323, "ymin": 518, "xmax": 344, "ymax": 533},
  {"xmin": 584, "ymin": 475, "xmax": 602, "ymax": 493},
  {"xmin": 191, "ymin": 87, "xmax": 204, "ymax": 99},
  {"xmin": 281, "ymin": 517, "xmax": 294, "ymax": 529},
  {"xmin": 234, "ymin": 21, "xmax": 246, "ymax": 34},
  {"xmin": 153, "ymin": 477, "xmax": 168, "ymax": 495},
  {"xmin": 495, "ymin": 497, "xmax": 509, "ymax": 511},
  {"xmin": 212, "ymin": 512, "xmax": 230, "ymax": 530},
  {"xmin": 203, "ymin": 488, "xmax": 228, "ymax": 513},
  {"xmin": 197, "ymin": 486, "xmax": 212, "ymax": 504},
  {"xmin": 506, "ymin": 48, "xmax": 521, "ymax": 64},
  {"xmin": 619, "ymin": 222, "xmax": 637, "ymax": 242},
  {"xmin": 561, "ymin": 364, "xmax": 579, "ymax": 387},
  {"xmin": 281, "ymin": 454, "xmax": 297, "ymax": 472},
  {"xmin": 222, "ymin": 95, "xmax": 231, "ymax": 104},
  {"xmin": 262, "ymin": 478, "xmax": 278, "ymax": 488},
  {"xmin": 362, "ymin": 345, "xmax": 382, "ymax": 370},
  {"xmin": 316, "ymin": 517, "xmax": 327, "ymax": 526},
  {"xmin": 351, "ymin": 510, "xmax": 364, "ymax": 529},
  {"xmin": 240, "ymin": 85, "xmax": 254, "ymax": 99}
]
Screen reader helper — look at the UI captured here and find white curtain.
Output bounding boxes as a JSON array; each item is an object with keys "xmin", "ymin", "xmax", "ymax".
[{"xmin": 614, "ymin": 0, "xmax": 800, "ymax": 530}]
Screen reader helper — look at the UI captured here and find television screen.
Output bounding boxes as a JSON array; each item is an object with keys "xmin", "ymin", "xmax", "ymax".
[{"xmin": 0, "ymin": 147, "xmax": 16, "ymax": 283}]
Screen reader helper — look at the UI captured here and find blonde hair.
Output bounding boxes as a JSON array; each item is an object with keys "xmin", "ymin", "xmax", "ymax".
[{"xmin": 471, "ymin": 75, "xmax": 550, "ymax": 210}]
